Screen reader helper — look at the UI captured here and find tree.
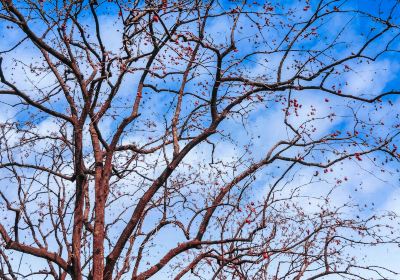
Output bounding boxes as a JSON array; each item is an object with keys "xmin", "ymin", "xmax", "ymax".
[{"xmin": 0, "ymin": 0, "xmax": 400, "ymax": 279}]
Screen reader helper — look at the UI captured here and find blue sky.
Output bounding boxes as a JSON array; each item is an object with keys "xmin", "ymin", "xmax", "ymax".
[{"xmin": 1, "ymin": 0, "xmax": 400, "ymax": 279}]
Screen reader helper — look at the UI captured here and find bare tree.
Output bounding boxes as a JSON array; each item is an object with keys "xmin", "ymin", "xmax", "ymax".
[{"xmin": 0, "ymin": 0, "xmax": 400, "ymax": 279}]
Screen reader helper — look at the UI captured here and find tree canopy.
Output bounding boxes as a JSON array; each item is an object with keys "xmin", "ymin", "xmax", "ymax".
[{"xmin": 1, "ymin": 0, "xmax": 400, "ymax": 279}]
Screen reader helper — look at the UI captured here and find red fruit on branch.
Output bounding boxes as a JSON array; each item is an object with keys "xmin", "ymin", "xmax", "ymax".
[{"xmin": 354, "ymin": 153, "xmax": 362, "ymax": 161}]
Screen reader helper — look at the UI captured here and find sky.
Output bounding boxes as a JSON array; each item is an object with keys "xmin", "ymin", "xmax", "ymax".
[{"xmin": 1, "ymin": 0, "xmax": 400, "ymax": 279}]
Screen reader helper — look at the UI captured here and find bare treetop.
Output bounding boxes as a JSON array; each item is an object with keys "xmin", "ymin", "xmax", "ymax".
[{"xmin": 0, "ymin": 0, "xmax": 400, "ymax": 279}]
